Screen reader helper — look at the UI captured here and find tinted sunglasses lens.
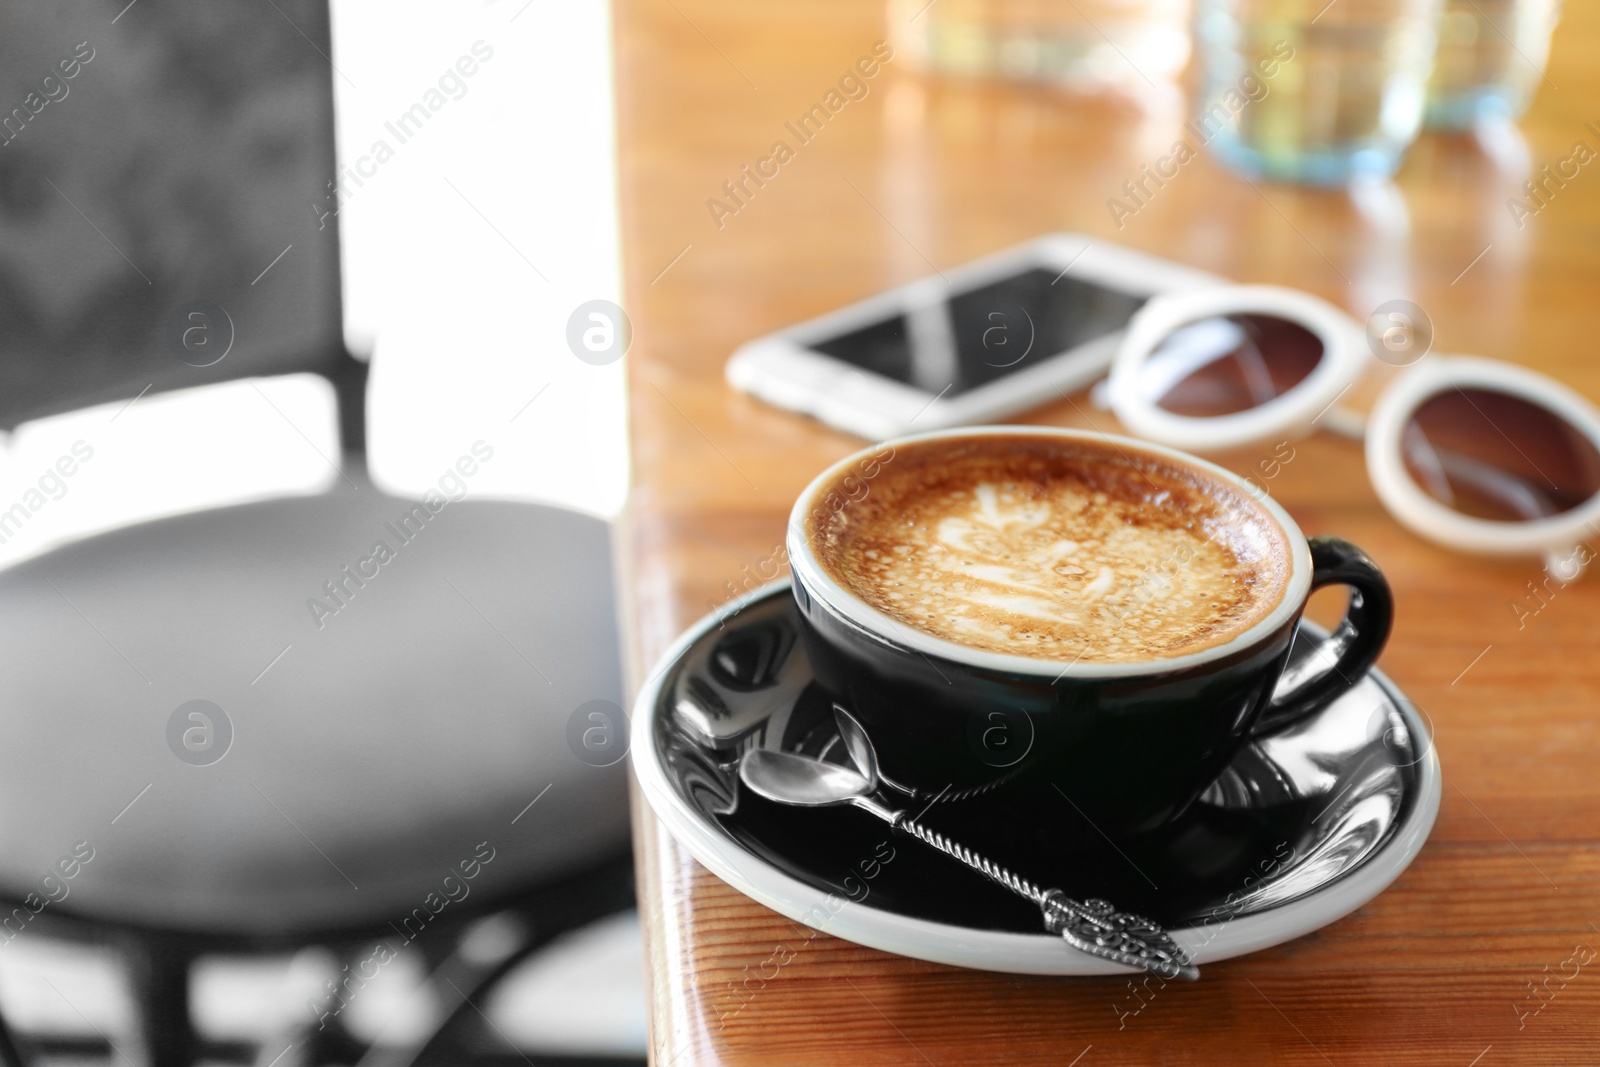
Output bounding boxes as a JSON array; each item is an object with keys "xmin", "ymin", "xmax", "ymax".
[
  {"xmin": 1139, "ymin": 313, "xmax": 1325, "ymax": 418},
  {"xmin": 1403, "ymin": 387, "xmax": 1600, "ymax": 522}
]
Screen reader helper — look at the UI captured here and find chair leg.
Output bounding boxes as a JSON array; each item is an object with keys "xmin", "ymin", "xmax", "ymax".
[
  {"xmin": 381, "ymin": 857, "xmax": 638, "ymax": 1066},
  {"xmin": 122, "ymin": 938, "xmax": 195, "ymax": 1067},
  {"xmin": 253, "ymin": 946, "xmax": 367, "ymax": 1067},
  {"xmin": 0, "ymin": 1004, "xmax": 28, "ymax": 1067}
]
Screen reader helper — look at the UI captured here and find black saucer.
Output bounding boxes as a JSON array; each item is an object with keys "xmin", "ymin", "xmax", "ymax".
[{"xmin": 635, "ymin": 581, "xmax": 1438, "ymax": 969}]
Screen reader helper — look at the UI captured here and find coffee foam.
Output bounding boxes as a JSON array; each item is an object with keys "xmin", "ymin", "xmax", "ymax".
[{"xmin": 808, "ymin": 436, "xmax": 1293, "ymax": 664}]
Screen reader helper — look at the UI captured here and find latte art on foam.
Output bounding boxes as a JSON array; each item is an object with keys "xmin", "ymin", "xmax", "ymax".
[{"xmin": 808, "ymin": 437, "xmax": 1291, "ymax": 663}]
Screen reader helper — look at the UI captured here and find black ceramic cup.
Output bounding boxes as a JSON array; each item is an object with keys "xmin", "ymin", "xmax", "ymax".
[{"xmin": 787, "ymin": 427, "xmax": 1392, "ymax": 838}]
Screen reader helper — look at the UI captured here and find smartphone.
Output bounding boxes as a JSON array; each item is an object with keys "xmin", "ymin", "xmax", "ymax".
[{"xmin": 726, "ymin": 234, "xmax": 1223, "ymax": 439}]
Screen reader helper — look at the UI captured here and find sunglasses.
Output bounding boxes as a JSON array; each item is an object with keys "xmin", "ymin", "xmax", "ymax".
[{"xmin": 1102, "ymin": 285, "xmax": 1600, "ymax": 578}]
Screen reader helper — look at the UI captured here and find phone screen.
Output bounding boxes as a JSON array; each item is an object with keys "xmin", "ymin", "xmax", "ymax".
[{"xmin": 807, "ymin": 267, "xmax": 1147, "ymax": 397}]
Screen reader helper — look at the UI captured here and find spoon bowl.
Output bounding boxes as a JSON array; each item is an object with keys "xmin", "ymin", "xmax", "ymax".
[
  {"xmin": 740, "ymin": 749, "xmax": 872, "ymax": 806},
  {"xmin": 833, "ymin": 704, "xmax": 880, "ymax": 784}
]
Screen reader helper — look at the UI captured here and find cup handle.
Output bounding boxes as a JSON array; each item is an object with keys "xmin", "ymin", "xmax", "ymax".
[{"xmin": 1250, "ymin": 536, "xmax": 1393, "ymax": 740}]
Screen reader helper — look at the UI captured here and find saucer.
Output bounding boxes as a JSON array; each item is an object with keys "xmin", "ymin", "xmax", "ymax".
[{"xmin": 631, "ymin": 580, "xmax": 1441, "ymax": 976}]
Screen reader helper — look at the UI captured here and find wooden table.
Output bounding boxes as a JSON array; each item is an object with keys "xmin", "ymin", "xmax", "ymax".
[{"xmin": 615, "ymin": 3, "xmax": 1600, "ymax": 1061}]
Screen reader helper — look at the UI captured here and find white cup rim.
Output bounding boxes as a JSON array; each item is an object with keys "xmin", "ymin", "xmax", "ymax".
[{"xmin": 786, "ymin": 426, "xmax": 1314, "ymax": 680}]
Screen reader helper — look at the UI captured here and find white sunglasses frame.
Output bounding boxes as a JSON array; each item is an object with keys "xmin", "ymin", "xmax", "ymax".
[
  {"xmin": 1367, "ymin": 355, "xmax": 1600, "ymax": 571},
  {"xmin": 1107, "ymin": 285, "xmax": 1369, "ymax": 453},
  {"xmin": 1106, "ymin": 284, "xmax": 1600, "ymax": 573}
]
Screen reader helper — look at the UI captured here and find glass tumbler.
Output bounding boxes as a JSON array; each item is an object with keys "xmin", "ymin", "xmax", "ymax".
[
  {"xmin": 1194, "ymin": 0, "xmax": 1444, "ymax": 185},
  {"xmin": 889, "ymin": 0, "xmax": 1193, "ymax": 95},
  {"xmin": 1425, "ymin": 0, "xmax": 1562, "ymax": 128}
]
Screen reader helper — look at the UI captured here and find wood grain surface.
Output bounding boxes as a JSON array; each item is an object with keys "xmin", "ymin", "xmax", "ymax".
[{"xmin": 615, "ymin": 2, "xmax": 1600, "ymax": 1062}]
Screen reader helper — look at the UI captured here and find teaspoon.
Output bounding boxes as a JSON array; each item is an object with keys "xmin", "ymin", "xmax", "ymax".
[{"xmin": 738, "ymin": 707, "xmax": 1198, "ymax": 980}]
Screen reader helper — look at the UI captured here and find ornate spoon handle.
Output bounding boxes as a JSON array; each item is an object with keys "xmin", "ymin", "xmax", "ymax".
[{"xmin": 891, "ymin": 811, "xmax": 1198, "ymax": 981}]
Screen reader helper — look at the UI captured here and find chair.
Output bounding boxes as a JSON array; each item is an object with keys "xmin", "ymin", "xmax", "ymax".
[{"xmin": 0, "ymin": 2, "xmax": 635, "ymax": 1062}]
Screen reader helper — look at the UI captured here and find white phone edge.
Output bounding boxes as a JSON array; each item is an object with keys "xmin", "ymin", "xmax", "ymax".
[{"xmin": 725, "ymin": 233, "xmax": 1227, "ymax": 441}]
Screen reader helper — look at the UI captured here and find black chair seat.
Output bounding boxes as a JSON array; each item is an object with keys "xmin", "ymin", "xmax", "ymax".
[{"xmin": 0, "ymin": 487, "xmax": 629, "ymax": 940}]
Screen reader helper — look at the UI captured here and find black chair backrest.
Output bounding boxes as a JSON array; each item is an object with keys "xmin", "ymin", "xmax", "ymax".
[{"xmin": 0, "ymin": 0, "xmax": 361, "ymax": 449}]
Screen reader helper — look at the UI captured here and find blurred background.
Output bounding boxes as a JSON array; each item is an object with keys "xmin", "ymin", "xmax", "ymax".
[
  {"xmin": 0, "ymin": 0, "xmax": 1584, "ymax": 1062},
  {"xmin": 0, "ymin": 0, "xmax": 636, "ymax": 1063}
]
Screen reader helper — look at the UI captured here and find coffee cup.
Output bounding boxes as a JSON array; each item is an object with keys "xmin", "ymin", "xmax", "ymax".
[{"xmin": 787, "ymin": 426, "xmax": 1392, "ymax": 836}]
